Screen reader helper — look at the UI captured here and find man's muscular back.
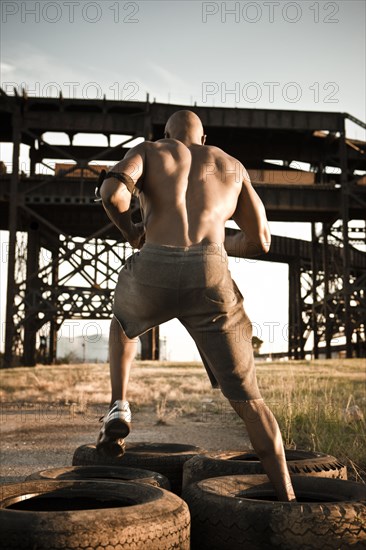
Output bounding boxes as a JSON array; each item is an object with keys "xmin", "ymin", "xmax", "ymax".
[
  {"xmin": 135, "ymin": 139, "xmax": 243, "ymax": 247},
  {"xmin": 100, "ymin": 109, "xmax": 270, "ymax": 256}
]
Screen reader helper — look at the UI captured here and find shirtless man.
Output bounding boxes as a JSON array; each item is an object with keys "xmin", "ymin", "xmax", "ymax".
[{"xmin": 98, "ymin": 110, "xmax": 296, "ymax": 502}]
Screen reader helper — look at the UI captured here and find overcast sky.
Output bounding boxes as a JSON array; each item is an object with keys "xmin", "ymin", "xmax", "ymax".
[
  {"xmin": 1, "ymin": 1, "xmax": 365, "ymax": 118},
  {"xmin": 1, "ymin": 1, "xmax": 365, "ymax": 359}
]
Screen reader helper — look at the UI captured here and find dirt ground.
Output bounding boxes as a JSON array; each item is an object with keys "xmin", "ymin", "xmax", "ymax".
[
  {"xmin": 2, "ymin": 359, "xmax": 364, "ymax": 484},
  {"xmin": 0, "ymin": 402, "xmax": 251, "ymax": 484}
]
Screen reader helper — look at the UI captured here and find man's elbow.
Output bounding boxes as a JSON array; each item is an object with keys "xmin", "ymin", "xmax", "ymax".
[
  {"xmin": 260, "ymin": 240, "xmax": 271, "ymax": 255},
  {"xmin": 251, "ymin": 219, "xmax": 271, "ymax": 255},
  {"xmin": 256, "ymin": 230, "xmax": 271, "ymax": 255},
  {"xmin": 245, "ymin": 236, "xmax": 270, "ymax": 257},
  {"xmin": 251, "ymin": 239, "xmax": 270, "ymax": 256},
  {"xmin": 261, "ymin": 230, "xmax": 271, "ymax": 254}
]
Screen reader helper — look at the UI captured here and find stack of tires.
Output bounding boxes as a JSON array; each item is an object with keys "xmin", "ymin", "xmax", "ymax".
[
  {"xmin": 181, "ymin": 449, "xmax": 366, "ymax": 549},
  {"xmin": 1, "ymin": 444, "xmax": 365, "ymax": 549},
  {"xmin": 0, "ymin": 442, "xmax": 204, "ymax": 550},
  {"xmin": 72, "ymin": 441, "xmax": 206, "ymax": 495},
  {"xmin": 0, "ymin": 479, "xmax": 190, "ymax": 549}
]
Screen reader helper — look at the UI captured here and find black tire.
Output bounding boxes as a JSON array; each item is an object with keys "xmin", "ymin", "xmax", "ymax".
[
  {"xmin": 26, "ymin": 465, "xmax": 171, "ymax": 490},
  {"xmin": 0, "ymin": 479, "xmax": 190, "ymax": 550},
  {"xmin": 73, "ymin": 442, "xmax": 206, "ymax": 494},
  {"xmin": 182, "ymin": 474, "xmax": 366, "ymax": 550},
  {"xmin": 182, "ymin": 449, "xmax": 347, "ymax": 489}
]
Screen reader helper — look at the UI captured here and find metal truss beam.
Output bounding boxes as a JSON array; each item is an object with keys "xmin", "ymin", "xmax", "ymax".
[{"xmin": 1, "ymin": 177, "xmax": 366, "ymax": 230}]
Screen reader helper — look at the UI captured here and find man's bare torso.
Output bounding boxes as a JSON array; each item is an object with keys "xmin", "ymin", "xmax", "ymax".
[{"xmin": 137, "ymin": 139, "xmax": 243, "ymax": 247}]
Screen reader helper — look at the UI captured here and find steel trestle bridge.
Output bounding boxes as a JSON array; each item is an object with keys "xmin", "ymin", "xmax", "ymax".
[{"xmin": 0, "ymin": 90, "xmax": 365, "ymax": 366}]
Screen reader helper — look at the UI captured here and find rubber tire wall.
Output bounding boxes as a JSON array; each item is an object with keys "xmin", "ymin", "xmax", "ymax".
[
  {"xmin": 183, "ymin": 449, "xmax": 347, "ymax": 489},
  {"xmin": 73, "ymin": 442, "xmax": 206, "ymax": 494},
  {"xmin": 26, "ymin": 465, "xmax": 171, "ymax": 490},
  {"xmin": 0, "ymin": 480, "xmax": 190, "ymax": 550},
  {"xmin": 182, "ymin": 474, "xmax": 366, "ymax": 550}
]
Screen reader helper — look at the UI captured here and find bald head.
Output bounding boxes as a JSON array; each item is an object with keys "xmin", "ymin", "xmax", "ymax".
[{"xmin": 164, "ymin": 110, "xmax": 206, "ymax": 145}]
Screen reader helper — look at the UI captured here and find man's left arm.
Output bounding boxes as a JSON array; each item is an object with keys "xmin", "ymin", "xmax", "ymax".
[
  {"xmin": 225, "ymin": 166, "xmax": 271, "ymax": 258},
  {"xmin": 100, "ymin": 143, "xmax": 145, "ymax": 248}
]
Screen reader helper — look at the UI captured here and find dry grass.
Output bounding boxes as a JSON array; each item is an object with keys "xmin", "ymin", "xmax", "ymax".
[
  {"xmin": 1, "ymin": 358, "xmax": 365, "ymax": 480},
  {"xmin": 256, "ymin": 359, "xmax": 366, "ymax": 482}
]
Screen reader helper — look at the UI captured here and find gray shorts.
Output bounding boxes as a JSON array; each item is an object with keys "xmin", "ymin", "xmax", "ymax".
[{"xmin": 113, "ymin": 242, "xmax": 262, "ymax": 402}]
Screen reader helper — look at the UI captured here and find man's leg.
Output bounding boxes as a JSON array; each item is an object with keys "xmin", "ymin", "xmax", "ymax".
[
  {"xmin": 179, "ymin": 252, "xmax": 297, "ymax": 501},
  {"xmin": 229, "ymin": 398, "xmax": 297, "ymax": 502},
  {"xmin": 96, "ymin": 317, "xmax": 137, "ymax": 455},
  {"xmin": 109, "ymin": 316, "xmax": 137, "ymax": 405}
]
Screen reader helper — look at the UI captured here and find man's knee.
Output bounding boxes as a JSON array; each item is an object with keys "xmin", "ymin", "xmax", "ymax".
[
  {"xmin": 230, "ymin": 397, "xmax": 264, "ymax": 409},
  {"xmin": 110, "ymin": 317, "xmax": 138, "ymax": 345},
  {"xmin": 229, "ymin": 397, "xmax": 269, "ymax": 423}
]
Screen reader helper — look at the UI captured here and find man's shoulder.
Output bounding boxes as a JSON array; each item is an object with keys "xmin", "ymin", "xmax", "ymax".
[
  {"xmin": 144, "ymin": 138, "xmax": 183, "ymax": 149},
  {"xmin": 125, "ymin": 141, "xmax": 149, "ymax": 155},
  {"xmin": 202, "ymin": 144, "xmax": 227, "ymax": 157},
  {"xmin": 126, "ymin": 139, "xmax": 166, "ymax": 156},
  {"xmin": 153, "ymin": 138, "xmax": 186, "ymax": 148},
  {"xmin": 203, "ymin": 145, "xmax": 243, "ymax": 165}
]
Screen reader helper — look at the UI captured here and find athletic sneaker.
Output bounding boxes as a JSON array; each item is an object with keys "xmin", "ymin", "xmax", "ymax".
[{"xmin": 96, "ymin": 400, "xmax": 131, "ymax": 457}]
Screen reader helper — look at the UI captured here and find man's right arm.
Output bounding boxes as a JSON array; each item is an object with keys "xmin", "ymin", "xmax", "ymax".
[
  {"xmin": 225, "ymin": 167, "xmax": 271, "ymax": 258},
  {"xmin": 100, "ymin": 143, "xmax": 146, "ymax": 248}
]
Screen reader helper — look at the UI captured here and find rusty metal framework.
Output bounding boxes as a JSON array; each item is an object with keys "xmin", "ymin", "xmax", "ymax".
[
  {"xmin": 12, "ymin": 227, "xmax": 130, "ymax": 364},
  {"xmin": 0, "ymin": 90, "xmax": 365, "ymax": 366},
  {"xmin": 287, "ymin": 222, "xmax": 366, "ymax": 359}
]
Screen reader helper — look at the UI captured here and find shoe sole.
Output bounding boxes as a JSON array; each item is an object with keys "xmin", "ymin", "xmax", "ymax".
[
  {"xmin": 105, "ymin": 418, "xmax": 131, "ymax": 439},
  {"xmin": 96, "ymin": 419, "xmax": 131, "ymax": 457}
]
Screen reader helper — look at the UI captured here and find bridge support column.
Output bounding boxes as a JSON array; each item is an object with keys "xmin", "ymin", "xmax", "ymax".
[
  {"xmin": 311, "ymin": 223, "xmax": 319, "ymax": 359},
  {"xmin": 4, "ymin": 109, "xmax": 21, "ymax": 368},
  {"xmin": 23, "ymin": 225, "xmax": 40, "ymax": 366},
  {"xmin": 322, "ymin": 223, "xmax": 332, "ymax": 358},
  {"xmin": 140, "ymin": 327, "xmax": 160, "ymax": 360},
  {"xmin": 289, "ymin": 259, "xmax": 305, "ymax": 359},
  {"xmin": 30, "ymin": 145, "xmax": 36, "ymax": 176},
  {"xmin": 48, "ymin": 242, "xmax": 59, "ymax": 364},
  {"xmin": 340, "ymin": 125, "xmax": 353, "ymax": 358}
]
